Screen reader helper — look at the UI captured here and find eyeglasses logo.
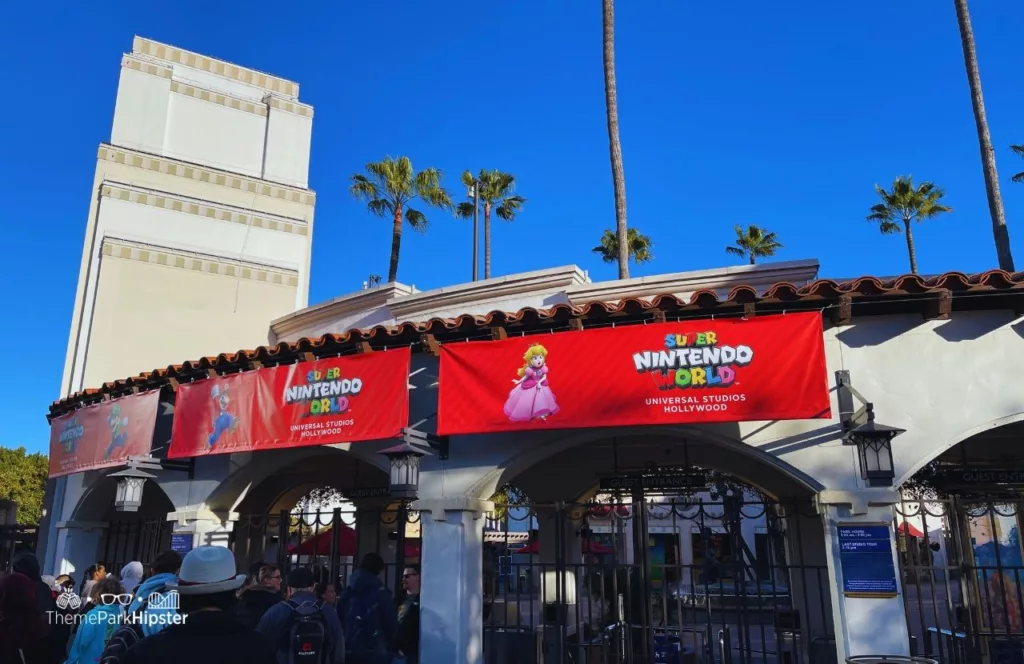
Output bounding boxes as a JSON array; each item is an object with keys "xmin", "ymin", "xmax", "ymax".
[
  {"xmin": 56, "ymin": 591, "xmax": 81, "ymax": 610},
  {"xmin": 101, "ymin": 593, "xmax": 135, "ymax": 606}
]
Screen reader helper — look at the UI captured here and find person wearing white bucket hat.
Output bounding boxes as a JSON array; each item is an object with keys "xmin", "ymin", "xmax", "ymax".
[{"xmin": 121, "ymin": 546, "xmax": 275, "ymax": 664}]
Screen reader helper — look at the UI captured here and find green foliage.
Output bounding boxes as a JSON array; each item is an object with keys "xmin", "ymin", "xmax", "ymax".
[
  {"xmin": 0, "ymin": 446, "xmax": 49, "ymax": 525},
  {"xmin": 1011, "ymin": 145, "xmax": 1024, "ymax": 184},
  {"xmin": 866, "ymin": 175, "xmax": 951, "ymax": 274},
  {"xmin": 454, "ymin": 170, "xmax": 526, "ymax": 223},
  {"xmin": 593, "ymin": 228, "xmax": 653, "ymax": 265},
  {"xmin": 725, "ymin": 225, "xmax": 783, "ymax": 265}
]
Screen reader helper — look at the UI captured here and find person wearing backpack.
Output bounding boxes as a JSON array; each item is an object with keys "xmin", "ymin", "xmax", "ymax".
[
  {"xmin": 99, "ymin": 550, "xmax": 183, "ymax": 664},
  {"xmin": 336, "ymin": 554, "xmax": 398, "ymax": 664},
  {"xmin": 256, "ymin": 567, "xmax": 345, "ymax": 664}
]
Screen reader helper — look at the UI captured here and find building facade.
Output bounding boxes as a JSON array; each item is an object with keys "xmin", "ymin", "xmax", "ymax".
[{"xmin": 41, "ymin": 36, "xmax": 315, "ymax": 576}]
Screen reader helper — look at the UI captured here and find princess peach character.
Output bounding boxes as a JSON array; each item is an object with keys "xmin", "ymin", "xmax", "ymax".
[{"xmin": 503, "ymin": 344, "xmax": 560, "ymax": 422}]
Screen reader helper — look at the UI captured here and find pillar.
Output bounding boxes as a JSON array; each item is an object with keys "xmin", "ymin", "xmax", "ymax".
[
  {"xmin": 817, "ymin": 490, "xmax": 911, "ymax": 662},
  {"xmin": 167, "ymin": 510, "xmax": 238, "ymax": 553},
  {"xmin": 412, "ymin": 496, "xmax": 491, "ymax": 664},
  {"xmin": 52, "ymin": 521, "xmax": 107, "ymax": 577}
]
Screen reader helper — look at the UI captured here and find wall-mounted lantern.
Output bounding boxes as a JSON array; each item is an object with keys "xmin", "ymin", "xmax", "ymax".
[
  {"xmin": 378, "ymin": 441, "xmax": 431, "ymax": 500},
  {"xmin": 107, "ymin": 465, "xmax": 157, "ymax": 512},
  {"xmin": 845, "ymin": 402, "xmax": 905, "ymax": 487}
]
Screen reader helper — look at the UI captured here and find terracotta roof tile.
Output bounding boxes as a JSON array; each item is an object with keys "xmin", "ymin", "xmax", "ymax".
[{"xmin": 48, "ymin": 269, "xmax": 1024, "ymax": 419}]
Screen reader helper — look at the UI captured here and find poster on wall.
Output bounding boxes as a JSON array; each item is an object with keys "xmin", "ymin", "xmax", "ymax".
[
  {"xmin": 48, "ymin": 390, "xmax": 160, "ymax": 478},
  {"xmin": 168, "ymin": 347, "xmax": 411, "ymax": 459},
  {"xmin": 437, "ymin": 312, "xmax": 830, "ymax": 436}
]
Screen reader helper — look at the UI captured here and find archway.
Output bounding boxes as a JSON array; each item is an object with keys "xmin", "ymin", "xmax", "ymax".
[
  {"xmin": 220, "ymin": 447, "xmax": 411, "ymax": 595},
  {"xmin": 70, "ymin": 475, "xmax": 176, "ymax": 579},
  {"xmin": 896, "ymin": 417, "xmax": 1024, "ymax": 659},
  {"xmin": 477, "ymin": 432, "xmax": 833, "ymax": 664}
]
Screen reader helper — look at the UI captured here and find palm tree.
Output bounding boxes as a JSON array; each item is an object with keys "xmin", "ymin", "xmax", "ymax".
[
  {"xmin": 953, "ymin": 0, "xmax": 1015, "ymax": 272},
  {"xmin": 602, "ymin": 0, "xmax": 630, "ymax": 280},
  {"xmin": 1011, "ymin": 145, "xmax": 1024, "ymax": 183},
  {"xmin": 455, "ymin": 170, "xmax": 526, "ymax": 279},
  {"xmin": 350, "ymin": 156, "xmax": 453, "ymax": 283},
  {"xmin": 866, "ymin": 176, "xmax": 952, "ymax": 275},
  {"xmin": 593, "ymin": 228, "xmax": 653, "ymax": 266},
  {"xmin": 725, "ymin": 225, "xmax": 783, "ymax": 265}
]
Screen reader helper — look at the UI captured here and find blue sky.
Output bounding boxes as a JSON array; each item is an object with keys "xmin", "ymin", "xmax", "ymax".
[{"xmin": 2, "ymin": 1, "xmax": 1023, "ymax": 454}]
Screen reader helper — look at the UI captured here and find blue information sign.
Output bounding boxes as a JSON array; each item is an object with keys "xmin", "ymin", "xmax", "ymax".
[
  {"xmin": 837, "ymin": 524, "xmax": 898, "ymax": 597},
  {"xmin": 170, "ymin": 532, "xmax": 194, "ymax": 555}
]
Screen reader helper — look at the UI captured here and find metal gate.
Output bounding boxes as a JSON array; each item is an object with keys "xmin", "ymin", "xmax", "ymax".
[
  {"xmin": 483, "ymin": 496, "xmax": 834, "ymax": 664},
  {"xmin": 1, "ymin": 524, "xmax": 38, "ymax": 571},
  {"xmin": 100, "ymin": 519, "xmax": 173, "ymax": 574},
  {"xmin": 229, "ymin": 505, "xmax": 420, "ymax": 596},
  {"xmin": 896, "ymin": 497, "xmax": 1024, "ymax": 664}
]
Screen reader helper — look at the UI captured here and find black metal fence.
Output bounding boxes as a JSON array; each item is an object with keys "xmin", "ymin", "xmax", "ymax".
[
  {"xmin": 483, "ymin": 498, "xmax": 835, "ymax": 664},
  {"xmin": 0, "ymin": 524, "xmax": 38, "ymax": 571},
  {"xmin": 100, "ymin": 518, "xmax": 173, "ymax": 575},
  {"xmin": 896, "ymin": 497, "xmax": 1024, "ymax": 664}
]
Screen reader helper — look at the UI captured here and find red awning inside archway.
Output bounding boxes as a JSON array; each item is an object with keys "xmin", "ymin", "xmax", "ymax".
[
  {"xmin": 898, "ymin": 522, "xmax": 924, "ymax": 538},
  {"xmin": 516, "ymin": 538, "xmax": 614, "ymax": 555},
  {"xmin": 289, "ymin": 526, "xmax": 420, "ymax": 558}
]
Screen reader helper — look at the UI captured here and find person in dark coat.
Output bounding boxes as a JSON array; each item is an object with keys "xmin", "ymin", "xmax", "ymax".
[
  {"xmin": 234, "ymin": 564, "xmax": 283, "ymax": 629},
  {"xmin": 337, "ymin": 553, "xmax": 398, "ymax": 664},
  {"xmin": 0, "ymin": 572, "xmax": 55, "ymax": 664},
  {"xmin": 12, "ymin": 551, "xmax": 66, "ymax": 663},
  {"xmin": 121, "ymin": 546, "xmax": 275, "ymax": 664}
]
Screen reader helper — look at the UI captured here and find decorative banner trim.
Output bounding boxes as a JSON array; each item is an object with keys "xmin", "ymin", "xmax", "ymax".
[
  {"xmin": 438, "ymin": 312, "xmax": 830, "ymax": 435},
  {"xmin": 168, "ymin": 348, "xmax": 410, "ymax": 459},
  {"xmin": 48, "ymin": 391, "xmax": 159, "ymax": 478}
]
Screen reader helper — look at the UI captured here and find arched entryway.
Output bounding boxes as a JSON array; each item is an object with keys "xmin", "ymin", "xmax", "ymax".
[
  {"xmin": 71, "ymin": 475, "xmax": 175, "ymax": 577},
  {"xmin": 479, "ymin": 433, "xmax": 834, "ymax": 664},
  {"xmin": 219, "ymin": 447, "xmax": 415, "ymax": 596},
  {"xmin": 896, "ymin": 418, "xmax": 1024, "ymax": 663}
]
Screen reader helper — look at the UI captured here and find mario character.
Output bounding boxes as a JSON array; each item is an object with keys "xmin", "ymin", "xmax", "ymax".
[
  {"xmin": 208, "ymin": 385, "xmax": 237, "ymax": 448},
  {"xmin": 104, "ymin": 405, "xmax": 129, "ymax": 459}
]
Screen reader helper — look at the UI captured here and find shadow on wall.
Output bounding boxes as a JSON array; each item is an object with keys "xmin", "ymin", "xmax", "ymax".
[
  {"xmin": 420, "ymin": 606, "xmax": 456, "ymax": 661},
  {"xmin": 1013, "ymin": 319, "xmax": 1024, "ymax": 341},
  {"xmin": 835, "ymin": 311, "xmax": 1011, "ymax": 348}
]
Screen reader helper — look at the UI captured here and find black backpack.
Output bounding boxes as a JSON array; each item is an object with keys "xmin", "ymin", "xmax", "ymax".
[{"xmin": 285, "ymin": 599, "xmax": 329, "ymax": 664}]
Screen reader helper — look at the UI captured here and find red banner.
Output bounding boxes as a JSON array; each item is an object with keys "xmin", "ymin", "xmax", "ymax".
[
  {"xmin": 169, "ymin": 348, "xmax": 410, "ymax": 458},
  {"xmin": 438, "ymin": 312, "xmax": 830, "ymax": 435},
  {"xmin": 48, "ymin": 391, "xmax": 159, "ymax": 478}
]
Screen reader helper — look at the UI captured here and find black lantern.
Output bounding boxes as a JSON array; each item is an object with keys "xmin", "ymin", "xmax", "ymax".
[
  {"xmin": 845, "ymin": 402, "xmax": 904, "ymax": 487},
  {"xmin": 378, "ymin": 441, "xmax": 431, "ymax": 499},
  {"xmin": 107, "ymin": 465, "xmax": 157, "ymax": 512}
]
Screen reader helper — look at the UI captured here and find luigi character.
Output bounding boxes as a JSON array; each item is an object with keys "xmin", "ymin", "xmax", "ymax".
[
  {"xmin": 208, "ymin": 385, "xmax": 237, "ymax": 448},
  {"xmin": 105, "ymin": 405, "xmax": 129, "ymax": 459}
]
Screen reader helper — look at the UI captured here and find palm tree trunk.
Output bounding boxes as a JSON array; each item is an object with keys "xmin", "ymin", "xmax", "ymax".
[
  {"xmin": 749, "ymin": 256, "xmax": 755, "ymax": 265},
  {"xmin": 602, "ymin": 0, "xmax": 629, "ymax": 280},
  {"xmin": 388, "ymin": 205, "xmax": 403, "ymax": 283},
  {"xmin": 954, "ymin": 0, "xmax": 1015, "ymax": 271},
  {"xmin": 484, "ymin": 202, "xmax": 492, "ymax": 280},
  {"xmin": 904, "ymin": 219, "xmax": 919, "ymax": 275}
]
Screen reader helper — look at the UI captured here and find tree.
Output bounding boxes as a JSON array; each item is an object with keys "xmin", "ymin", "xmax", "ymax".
[
  {"xmin": 867, "ymin": 176, "xmax": 952, "ymax": 275},
  {"xmin": 593, "ymin": 228, "xmax": 653, "ymax": 266},
  {"xmin": 350, "ymin": 156, "xmax": 454, "ymax": 283},
  {"xmin": 455, "ymin": 170, "xmax": 526, "ymax": 279},
  {"xmin": 602, "ymin": 0, "xmax": 630, "ymax": 280},
  {"xmin": 0, "ymin": 446, "xmax": 48, "ymax": 524},
  {"xmin": 1011, "ymin": 145, "xmax": 1024, "ymax": 184},
  {"xmin": 725, "ymin": 225, "xmax": 783, "ymax": 265},
  {"xmin": 953, "ymin": 0, "xmax": 1015, "ymax": 272}
]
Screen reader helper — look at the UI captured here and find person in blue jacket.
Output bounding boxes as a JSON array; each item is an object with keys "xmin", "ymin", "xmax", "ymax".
[{"xmin": 65, "ymin": 577, "xmax": 125, "ymax": 664}]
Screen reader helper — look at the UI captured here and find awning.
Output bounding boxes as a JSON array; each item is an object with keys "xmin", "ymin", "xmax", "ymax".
[
  {"xmin": 484, "ymin": 532, "xmax": 530, "ymax": 544},
  {"xmin": 289, "ymin": 527, "xmax": 420, "ymax": 558},
  {"xmin": 898, "ymin": 522, "xmax": 925, "ymax": 538},
  {"xmin": 517, "ymin": 538, "xmax": 615, "ymax": 555}
]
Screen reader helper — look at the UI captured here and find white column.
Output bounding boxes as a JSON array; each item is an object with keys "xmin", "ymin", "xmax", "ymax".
[
  {"xmin": 166, "ymin": 510, "xmax": 239, "ymax": 549},
  {"xmin": 818, "ymin": 490, "xmax": 910, "ymax": 661},
  {"xmin": 412, "ymin": 497, "xmax": 491, "ymax": 664},
  {"xmin": 53, "ymin": 521, "xmax": 108, "ymax": 577}
]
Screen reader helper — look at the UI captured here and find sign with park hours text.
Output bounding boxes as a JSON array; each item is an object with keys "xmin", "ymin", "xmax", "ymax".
[
  {"xmin": 437, "ymin": 312, "xmax": 830, "ymax": 435},
  {"xmin": 837, "ymin": 524, "xmax": 899, "ymax": 597},
  {"xmin": 48, "ymin": 391, "xmax": 160, "ymax": 478},
  {"xmin": 168, "ymin": 348, "xmax": 410, "ymax": 459}
]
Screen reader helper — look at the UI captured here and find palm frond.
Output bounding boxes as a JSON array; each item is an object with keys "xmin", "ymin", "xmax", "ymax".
[
  {"xmin": 495, "ymin": 195, "xmax": 526, "ymax": 221},
  {"xmin": 868, "ymin": 176, "xmax": 951, "ymax": 232},
  {"xmin": 1013, "ymin": 171, "xmax": 1024, "ymax": 184},
  {"xmin": 725, "ymin": 246, "xmax": 745, "ymax": 257},
  {"xmin": 1011, "ymin": 145, "xmax": 1024, "ymax": 158},
  {"xmin": 454, "ymin": 201, "xmax": 475, "ymax": 219},
  {"xmin": 367, "ymin": 199, "xmax": 390, "ymax": 218},
  {"xmin": 405, "ymin": 207, "xmax": 429, "ymax": 232}
]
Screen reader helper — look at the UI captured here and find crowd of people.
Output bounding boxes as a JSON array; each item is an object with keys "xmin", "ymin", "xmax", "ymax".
[{"xmin": 0, "ymin": 548, "xmax": 421, "ymax": 664}]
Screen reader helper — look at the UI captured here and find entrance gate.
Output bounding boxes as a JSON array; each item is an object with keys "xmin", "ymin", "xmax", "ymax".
[
  {"xmin": 0, "ymin": 524, "xmax": 38, "ymax": 571},
  {"xmin": 483, "ymin": 496, "xmax": 834, "ymax": 664},
  {"xmin": 896, "ymin": 497, "xmax": 1024, "ymax": 664},
  {"xmin": 100, "ymin": 519, "xmax": 172, "ymax": 574}
]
